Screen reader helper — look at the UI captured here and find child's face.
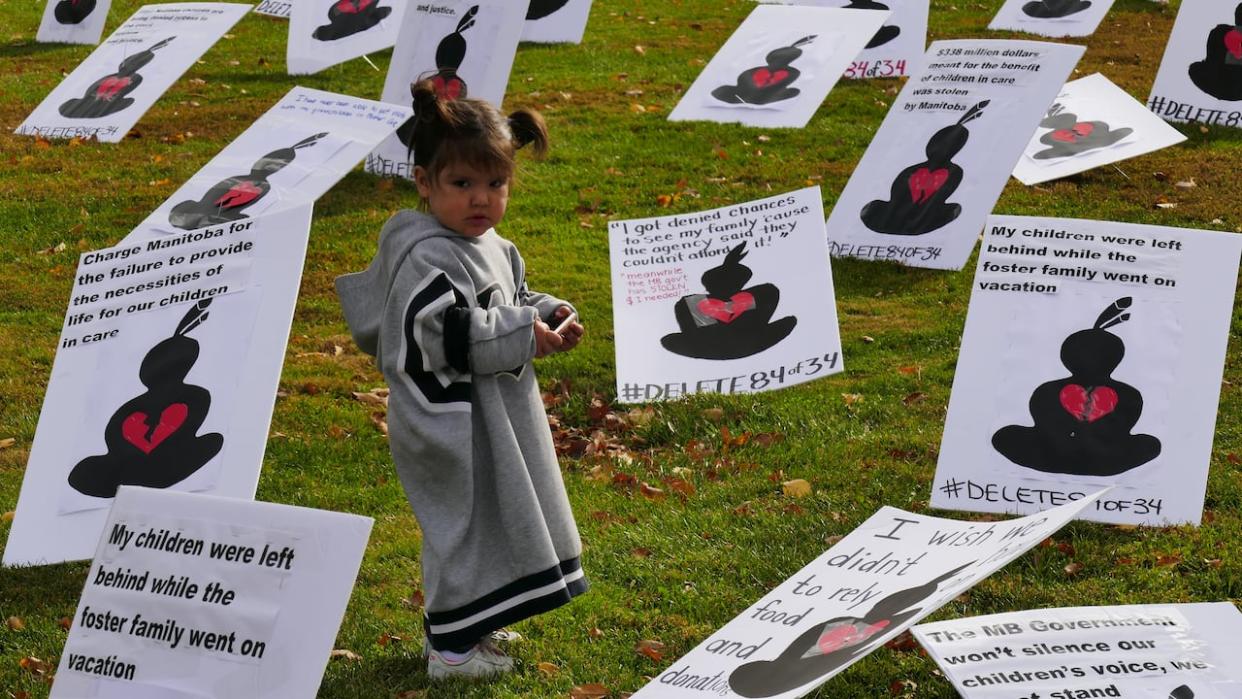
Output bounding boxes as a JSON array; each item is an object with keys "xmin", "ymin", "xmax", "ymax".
[{"xmin": 414, "ymin": 162, "xmax": 510, "ymax": 238}]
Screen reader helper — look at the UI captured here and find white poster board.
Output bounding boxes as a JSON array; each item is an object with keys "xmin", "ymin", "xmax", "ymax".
[
  {"xmin": 366, "ymin": 0, "xmax": 528, "ymax": 179},
  {"xmin": 36, "ymin": 0, "xmax": 115, "ymax": 45},
  {"xmin": 1013, "ymin": 73, "xmax": 1187, "ymax": 185},
  {"xmin": 2, "ymin": 205, "xmax": 314, "ymax": 567},
  {"xmin": 1148, "ymin": 0, "xmax": 1242, "ymax": 128},
  {"xmin": 988, "ymin": 0, "xmax": 1117, "ymax": 38},
  {"xmin": 760, "ymin": 0, "xmax": 930, "ymax": 80},
  {"xmin": 631, "ymin": 492, "xmax": 1104, "ymax": 699},
  {"xmin": 253, "ymin": 0, "xmax": 292, "ymax": 17},
  {"xmin": 931, "ymin": 216, "xmax": 1241, "ymax": 527},
  {"xmin": 914, "ymin": 603, "xmax": 1242, "ymax": 698},
  {"xmin": 17, "ymin": 4, "xmax": 250, "ymax": 143},
  {"xmin": 126, "ymin": 87, "xmax": 410, "ymax": 242},
  {"xmin": 50, "ymin": 486, "xmax": 373, "ymax": 699},
  {"xmin": 825, "ymin": 39, "xmax": 1083, "ymax": 270},
  {"xmin": 286, "ymin": 0, "xmax": 407, "ymax": 74},
  {"xmin": 609, "ymin": 187, "xmax": 843, "ymax": 403},
  {"xmin": 521, "ymin": 0, "xmax": 592, "ymax": 44},
  {"xmin": 668, "ymin": 5, "xmax": 889, "ymax": 128}
]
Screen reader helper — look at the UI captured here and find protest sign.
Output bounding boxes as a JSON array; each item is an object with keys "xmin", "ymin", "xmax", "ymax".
[
  {"xmin": 521, "ymin": 0, "xmax": 592, "ymax": 44},
  {"xmin": 1148, "ymin": 0, "xmax": 1242, "ymax": 129},
  {"xmin": 914, "ymin": 603, "xmax": 1242, "ymax": 698},
  {"xmin": 760, "ymin": 0, "xmax": 930, "ymax": 80},
  {"xmin": 988, "ymin": 0, "xmax": 1117, "ymax": 38},
  {"xmin": 826, "ymin": 39, "xmax": 1082, "ymax": 270},
  {"xmin": 609, "ymin": 187, "xmax": 842, "ymax": 403},
  {"xmin": 50, "ymin": 486, "xmax": 373, "ymax": 698},
  {"xmin": 287, "ymin": 0, "xmax": 406, "ymax": 74},
  {"xmin": 931, "ymin": 216, "xmax": 1241, "ymax": 526},
  {"xmin": 2, "ymin": 205, "xmax": 314, "ymax": 567},
  {"xmin": 36, "ymin": 0, "xmax": 114, "ymax": 45},
  {"xmin": 18, "ymin": 3, "xmax": 249, "ymax": 143},
  {"xmin": 668, "ymin": 5, "xmax": 889, "ymax": 128},
  {"xmin": 632, "ymin": 492, "xmax": 1104, "ymax": 698},
  {"xmin": 253, "ymin": 0, "xmax": 291, "ymax": 17},
  {"xmin": 1013, "ymin": 73, "xmax": 1187, "ymax": 186}
]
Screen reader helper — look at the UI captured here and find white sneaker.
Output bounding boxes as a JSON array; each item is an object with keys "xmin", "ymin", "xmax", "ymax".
[
  {"xmin": 427, "ymin": 642, "xmax": 514, "ymax": 680},
  {"xmin": 423, "ymin": 630, "xmax": 522, "ymax": 657}
]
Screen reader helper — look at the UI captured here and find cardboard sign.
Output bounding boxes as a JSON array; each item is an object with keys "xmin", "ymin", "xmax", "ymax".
[
  {"xmin": 825, "ymin": 39, "xmax": 1083, "ymax": 270},
  {"xmin": 126, "ymin": 87, "xmax": 410, "ymax": 242},
  {"xmin": 17, "ymin": 3, "xmax": 250, "ymax": 143},
  {"xmin": 253, "ymin": 0, "xmax": 291, "ymax": 17},
  {"xmin": 50, "ymin": 486, "xmax": 373, "ymax": 699},
  {"xmin": 286, "ymin": 0, "xmax": 407, "ymax": 74},
  {"xmin": 609, "ymin": 187, "xmax": 843, "ymax": 403},
  {"xmin": 931, "ymin": 215, "xmax": 1241, "ymax": 526},
  {"xmin": 521, "ymin": 0, "xmax": 592, "ymax": 44},
  {"xmin": 2, "ymin": 205, "xmax": 314, "ymax": 567},
  {"xmin": 36, "ymin": 0, "xmax": 115, "ymax": 45},
  {"xmin": 914, "ymin": 603, "xmax": 1242, "ymax": 698},
  {"xmin": 366, "ymin": 0, "xmax": 528, "ymax": 179},
  {"xmin": 988, "ymin": 0, "xmax": 1117, "ymax": 38},
  {"xmin": 1013, "ymin": 73, "xmax": 1187, "ymax": 185},
  {"xmin": 668, "ymin": 5, "xmax": 889, "ymax": 128},
  {"xmin": 632, "ymin": 492, "xmax": 1104, "ymax": 699},
  {"xmin": 760, "ymin": 0, "xmax": 930, "ymax": 80},
  {"xmin": 1148, "ymin": 0, "xmax": 1242, "ymax": 129}
]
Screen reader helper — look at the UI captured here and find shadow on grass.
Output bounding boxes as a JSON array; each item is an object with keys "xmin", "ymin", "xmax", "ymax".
[
  {"xmin": 0, "ymin": 41, "xmax": 81, "ymax": 59},
  {"xmin": 0, "ymin": 560, "xmax": 88, "ymax": 610}
]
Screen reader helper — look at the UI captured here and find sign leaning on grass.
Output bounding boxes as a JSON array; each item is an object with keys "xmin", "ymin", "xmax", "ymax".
[
  {"xmin": 760, "ymin": 0, "xmax": 931, "ymax": 81},
  {"xmin": 52, "ymin": 487, "xmax": 373, "ymax": 699},
  {"xmin": 2, "ymin": 205, "xmax": 313, "ymax": 567},
  {"xmin": 286, "ymin": 0, "xmax": 407, "ymax": 74},
  {"xmin": 667, "ymin": 4, "xmax": 890, "ymax": 128},
  {"xmin": 913, "ymin": 603, "xmax": 1242, "ymax": 698},
  {"xmin": 632, "ymin": 492, "xmax": 1105, "ymax": 699},
  {"xmin": 931, "ymin": 216, "xmax": 1241, "ymax": 527},
  {"xmin": 17, "ymin": 3, "xmax": 250, "ymax": 143},
  {"xmin": 521, "ymin": 0, "xmax": 593, "ymax": 44},
  {"xmin": 609, "ymin": 187, "xmax": 842, "ymax": 403},
  {"xmin": 987, "ymin": 0, "xmax": 1118, "ymax": 39},
  {"xmin": 1147, "ymin": 0, "xmax": 1242, "ymax": 129},
  {"xmin": 824, "ymin": 39, "xmax": 1083, "ymax": 270},
  {"xmin": 36, "ymin": 0, "xmax": 115, "ymax": 45}
]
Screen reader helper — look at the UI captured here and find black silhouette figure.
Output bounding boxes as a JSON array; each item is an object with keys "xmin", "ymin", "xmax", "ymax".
[
  {"xmin": 312, "ymin": 0, "xmax": 392, "ymax": 41},
  {"xmin": 712, "ymin": 36, "xmax": 816, "ymax": 105},
  {"xmin": 1170, "ymin": 686, "xmax": 1195, "ymax": 699},
  {"xmin": 58, "ymin": 37, "xmax": 174, "ymax": 119},
  {"xmin": 860, "ymin": 101, "xmax": 987, "ymax": 236},
  {"xmin": 844, "ymin": 0, "xmax": 901, "ymax": 49},
  {"xmin": 54, "ymin": 0, "xmax": 97, "ymax": 25},
  {"xmin": 728, "ymin": 562, "xmax": 975, "ymax": 698},
  {"xmin": 395, "ymin": 6, "xmax": 478, "ymax": 150},
  {"xmin": 168, "ymin": 133, "xmax": 327, "ymax": 231},
  {"xmin": 993, "ymin": 298, "xmax": 1162, "ymax": 477},
  {"xmin": 1032, "ymin": 103, "xmax": 1133, "ymax": 160},
  {"xmin": 526, "ymin": 0, "xmax": 570, "ymax": 21},
  {"xmin": 1188, "ymin": 2, "xmax": 1242, "ymax": 102},
  {"xmin": 660, "ymin": 243, "xmax": 797, "ymax": 360},
  {"xmin": 1022, "ymin": 0, "xmax": 1092, "ymax": 19},
  {"xmin": 68, "ymin": 300, "xmax": 223, "ymax": 499}
]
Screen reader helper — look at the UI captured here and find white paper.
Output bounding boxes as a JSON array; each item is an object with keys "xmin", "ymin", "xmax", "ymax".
[
  {"xmin": 668, "ymin": 5, "xmax": 889, "ymax": 128},
  {"xmin": 520, "ymin": 0, "xmax": 592, "ymax": 44},
  {"xmin": 286, "ymin": 0, "xmax": 407, "ymax": 74},
  {"xmin": 36, "ymin": 0, "xmax": 115, "ymax": 45},
  {"xmin": 825, "ymin": 39, "xmax": 1083, "ymax": 270},
  {"xmin": 1013, "ymin": 73, "xmax": 1187, "ymax": 185},
  {"xmin": 759, "ymin": 0, "xmax": 930, "ymax": 80},
  {"xmin": 1147, "ymin": 0, "xmax": 1242, "ymax": 129},
  {"xmin": 931, "ymin": 215, "xmax": 1241, "ymax": 526},
  {"xmin": 2, "ymin": 205, "xmax": 314, "ymax": 567},
  {"xmin": 17, "ymin": 4, "xmax": 250, "ymax": 143},
  {"xmin": 366, "ymin": 0, "xmax": 528, "ymax": 179},
  {"xmin": 632, "ymin": 492, "xmax": 1104, "ymax": 699},
  {"xmin": 609, "ymin": 187, "xmax": 842, "ymax": 403},
  {"xmin": 988, "ymin": 0, "xmax": 1117, "ymax": 38},
  {"xmin": 253, "ymin": 0, "xmax": 292, "ymax": 17},
  {"xmin": 914, "ymin": 603, "xmax": 1242, "ymax": 698},
  {"xmin": 126, "ymin": 87, "xmax": 410, "ymax": 242},
  {"xmin": 50, "ymin": 486, "xmax": 373, "ymax": 699}
]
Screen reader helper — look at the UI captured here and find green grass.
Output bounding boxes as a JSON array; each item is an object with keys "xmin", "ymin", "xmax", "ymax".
[{"xmin": 2, "ymin": 0, "xmax": 1241, "ymax": 696}]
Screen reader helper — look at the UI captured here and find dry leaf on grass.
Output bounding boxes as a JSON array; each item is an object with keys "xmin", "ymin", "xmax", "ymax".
[
  {"xmin": 635, "ymin": 639, "xmax": 665, "ymax": 662},
  {"xmin": 0, "ymin": 437, "xmax": 16, "ymax": 449},
  {"xmin": 782, "ymin": 479, "xmax": 812, "ymax": 498},
  {"xmin": 329, "ymin": 649, "xmax": 362, "ymax": 661},
  {"xmin": 537, "ymin": 661, "xmax": 560, "ymax": 676},
  {"xmin": 570, "ymin": 683, "xmax": 611, "ymax": 699}
]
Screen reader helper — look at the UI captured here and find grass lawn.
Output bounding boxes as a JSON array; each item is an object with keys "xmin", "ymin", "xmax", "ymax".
[{"xmin": 2, "ymin": 0, "xmax": 1241, "ymax": 696}]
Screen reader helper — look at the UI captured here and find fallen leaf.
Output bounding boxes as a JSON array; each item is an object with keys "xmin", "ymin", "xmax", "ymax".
[
  {"xmin": 6, "ymin": 616, "xmax": 25, "ymax": 630},
  {"xmin": 656, "ymin": 193, "xmax": 673, "ymax": 207},
  {"xmin": 842, "ymin": 393, "xmax": 864, "ymax": 406},
  {"xmin": 402, "ymin": 589, "xmax": 425, "ymax": 609},
  {"xmin": 635, "ymin": 639, "xmax": 666, "ymax": 662},
  {"xmin": 666, "ymin": 478, "xmax": 696, "ymax": 498},
  {"xmin": 588, "ymin": 627, "xmax": 604, "ymax": 640},
  {"xmin": 377, "ymin": 632, "xmax": 407, "ymax": 647},
  {"xmin": 1155, "ymin": 553, "xmax": 1182, "ymax": 567},
  {"xmin": 1063, "ymin": 562, "xmax": 1084, "ymax": 576},
  {"xmin": 537, "ymin": 661, "xmax": 560, "ymax": 676},
  {"xmin": 631, "ymin": 547, "xmax": 652, "ymax": 558},
  {"xmin": 329, "ymin": 649, "xmax": 362, "ymax": 661},
  {"xmin": 369, "ymin": 411, "xmax": 389, "ymax": 436},
  {"xmin": 639, "ymin": 483, "xmax": 666, "ymax": 500},
  {"xmin": 351, "ymin": 390, "xmax": 388, "ymax": 406},
  {"xmin": 570, "ymin": 683, "xmax": 611, "ymax": 699},
  {"xmin": 395, "ymin": 691, "xmax": 426, "ymax": 699},
  {"xmin": 1, "ymin": 511, "xmax": 14, "ymax": 523},
  {"xmin": 700, "ymin": 407, "xmax": 724, "ymax": 422},
  {"xmin": 633, "ymin": 45, "xmax": 646, "ymax": 55},
  {"xmin": 902, "ymin": 392, "xmax": 926, "ymax": 406},
  {"xmin": 0, "ymin": 437, "xmax": 16, "ymax": 449},
  {"xmin": 861, "ymin": 335, "xmax": 875, "ymax": 343},
  {"xmin": 58, "ymin": 617, "xmax": 72, "ymax": 630},
  {"xmin": 34, "ymin": 137, "xmax": 51, "ymax": 150},
  {"xmin": 885, "ymin": 631, "xmax": 918, "ymax": 652},
  {"xmin": 1174, "ymin": 178, "xmax": 1197, "ymax": 189},
  {"xmin": 19, "ymin": 656, "xmax": 53, "ymax": 675},
  {"xmin": 782, "ymin": 479, "xmax": 812, "ymax": 498}
]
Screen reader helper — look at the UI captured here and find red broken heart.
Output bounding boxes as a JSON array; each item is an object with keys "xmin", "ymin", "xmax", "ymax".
[
  {"xmin": 122, "ymin": 403, "xmax": 188, "ymax": 454},
  {"xmin": 1051, "ymin": 122, "xmax": 1096, "ymax": 143},
  {"xmin": 697, "ymin": 292, "xmax": 755, "ymax": 324},
  {"xmin": 335, "ymin": 0, "xmax": 373, "ymax": 13},
  {"xmin": 908, "ymin": 167, "xmax": 949, "ymax": 204},
  {"xmin": 816, "ymin": 619, "xmax": 890, "ymax": 655},
  {"xmin": 751, "ymin": 68, "xmax": 789, "ymax": 88},
  {"xmin": 1059, "ymin": 384, "xmax": 1118, "ymax": 423},
  {"xmin": 95, "ymin": 76, "xmax": 132, "ymax": 100},
  {"xmin": 215, "ymin": 181, "xmax": 263, "ymax": 208},
  {"xmin": 432, "ymin": 75, "xmax": 464, "ymax": 101},
  {"xmin": 1224, "ymin": 29, "xmax": 1242, "ymax": 60}
]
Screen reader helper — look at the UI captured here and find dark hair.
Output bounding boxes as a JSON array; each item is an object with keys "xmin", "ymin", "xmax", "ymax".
[{"xmin": 408, "ymin": 78, "xmax": 548, "ymax": 184}]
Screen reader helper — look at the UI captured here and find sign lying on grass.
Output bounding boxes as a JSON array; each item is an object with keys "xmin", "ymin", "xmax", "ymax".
[
  {"xmin": 1012, "ymin": 73, "xmax": 1187, "ymax": 186},
  {"xmin": 761, "ymin": 0, "xmax": 930, "ymax": 80},
  {"xmin": 18, "ymin": 3, "xmax": 249, "ymax": 143},
  {"xmin": 632, "ymin": 492, "xmax": 1104, "ymax": 699},
  {"xmin": 126, "ymin": 86, "xmax": 409, "ymax": 242},
  {"xmin": 913, "ymin": 603, "xmax": 1242, "ymax": 698},
  {"xmin": 988, "ymin": 0, "xmax": 1117, "ymax": 38},
  {"xmin": 931, "ymin": 216, "xmax": 1241, "ymax": 527},
  {"xmin": 1148, "ymin": 0, "xmax": 1242, "ymax": 129},
  {"xmin": 51, "ymin": 486, "xmax": 373, "ymax": 699},
  {"xmin": 366, "ymin": 0, "xmax": 527, "ymax": 179},
  {"xmin": 36, "ymin": 0, "xmax": 115, "ymax": 45},
  {"xmin": 668, "ymin": 4, "xmax": 889, "ymax": 128},
  {"xmin": 521, "ymin": 0, "xmax": 592, "ymax": 44},
  {"xmin": 825, "ymin": 39, "xmax": 1082, "ymax": 270},
  {"xmin": 253, "ymin": 0, "xmax": 291, "ymax": 17},
  {"xmin": 287, "ymin": 0, "xmax": 407, "ymax": 74},
  {"xmin": 2, "ymin": 205, "xmax": 313, "ymax": 567},
  {"xmin": 609, "ymin": 187, "xmax": 842, "ymax": 403}
]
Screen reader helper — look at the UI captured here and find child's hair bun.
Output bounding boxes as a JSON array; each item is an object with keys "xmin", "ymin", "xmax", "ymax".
[
  {"xmin": 508, "ymin": 109, "xmax": 549, "ymax": 156},
  {"xmin": 410, "ymin": 79, "xmax": 454, "ymax": 128}
]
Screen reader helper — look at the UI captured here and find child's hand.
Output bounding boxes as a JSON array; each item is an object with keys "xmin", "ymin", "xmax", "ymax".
[
  {"xmin": 551, "ymin": 305, "xmax": 584, "ymax": 352},
  {"xmin": 534, "ymin": 319, "xmax": 565, "ymax": 358}
]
